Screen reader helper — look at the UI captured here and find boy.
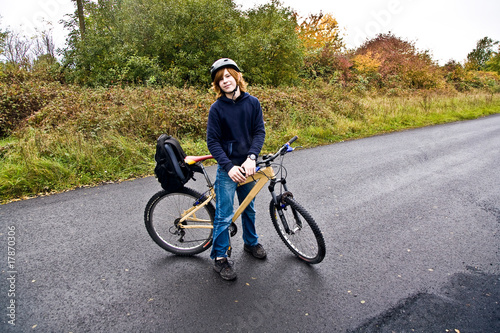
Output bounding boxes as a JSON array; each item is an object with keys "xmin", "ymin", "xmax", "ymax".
[{"xmin": 206, "ymin": 58, "xmax": 266, "ymax": 280}]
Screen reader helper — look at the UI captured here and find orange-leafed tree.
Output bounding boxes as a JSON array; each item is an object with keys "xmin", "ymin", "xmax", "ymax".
[
  {"xmin": 297, "ymin": 13, "xmax": 344, "ymax": 52},
  {"xmin": 354, "ymin": 33, "xmax": 442, "ymax": 90},
  {"xmin": 297, "ymin": 12, "xmax": 348, "ymax": 82},
  {"xmin": 352, "ymin": 51, "xmax": 381, "ymax": 74}
]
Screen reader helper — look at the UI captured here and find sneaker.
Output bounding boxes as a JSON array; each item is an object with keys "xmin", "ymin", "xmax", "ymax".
[
  {"xmin": 213, "ymin": 258, "xmax": 237, "ymax": 281},
  {"xmin": 244, "ymin": 243, "xmax": 267, "ymax": 259}
]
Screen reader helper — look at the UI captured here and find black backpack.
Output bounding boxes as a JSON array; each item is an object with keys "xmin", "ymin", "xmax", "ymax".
[{"xmin": 154, "ymin": 134, "xmax": 198, "ymax": 192}]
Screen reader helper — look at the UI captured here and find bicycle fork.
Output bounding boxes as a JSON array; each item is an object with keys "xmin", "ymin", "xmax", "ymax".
[{"xmin": 269, "ymin": 179, "xmax": 303, "ymax": 234}]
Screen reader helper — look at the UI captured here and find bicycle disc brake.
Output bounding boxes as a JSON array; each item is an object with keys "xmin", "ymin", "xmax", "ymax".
[{"xmin": 278, "ymin": 191, "xmax": 294, "ymax": 206}]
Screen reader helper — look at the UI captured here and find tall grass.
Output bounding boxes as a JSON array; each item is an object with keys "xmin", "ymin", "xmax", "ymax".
[
  {"xmin": 254, "ymin": 88, "xmax": 500, "ymax": 149},
  {"xmin": 1, "ymin": 85, "xmax": 499, "ymax": 203},
  {"xmin": 0, "ymin": 128, "xmax": 154, "ymax": 201}
]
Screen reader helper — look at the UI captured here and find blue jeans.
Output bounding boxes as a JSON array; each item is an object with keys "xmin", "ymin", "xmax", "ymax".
[{"xmin": 210, "ymin": 165, "xmax": 259, "ymax": 259}]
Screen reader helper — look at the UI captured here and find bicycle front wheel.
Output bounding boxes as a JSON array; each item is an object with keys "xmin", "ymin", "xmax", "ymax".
[
  {"xmin": 144, "ymin": 187, "xmax": 214, "ymax": 256},
  {"xmin": 270, "ymin": 196, "xmax": 325, "ymax": 264}
]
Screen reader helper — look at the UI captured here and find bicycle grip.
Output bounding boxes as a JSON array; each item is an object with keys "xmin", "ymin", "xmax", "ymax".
[{"xmin": 288, "ymin": 136, "xmax": 298, "ymax": 145}]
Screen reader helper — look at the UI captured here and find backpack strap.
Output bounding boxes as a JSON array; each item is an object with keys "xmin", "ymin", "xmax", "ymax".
[
  {"xmin": 164, "ymin": 143, "xmax": 188, "ymax": 182},
  {"xmin": 165, "ymin": 136, "xmax": 187, "ymax": 159}
]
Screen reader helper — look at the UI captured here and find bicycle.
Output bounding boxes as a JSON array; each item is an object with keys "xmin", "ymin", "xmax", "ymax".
[{"xmin": 144, "ymin": 136, "xmax": 326, "ymax": 264}]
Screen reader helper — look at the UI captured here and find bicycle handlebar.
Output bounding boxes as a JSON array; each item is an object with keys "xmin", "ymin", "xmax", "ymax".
[
  {"xmin": 287, "ymin": 135, "xmax": 298, "ymax": 145},
  {"xmin": 258, "ymin": 136, "xmax": 298, "ymax": 166}
]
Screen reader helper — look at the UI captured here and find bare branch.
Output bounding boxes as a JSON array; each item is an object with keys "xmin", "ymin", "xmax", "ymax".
[{"xmin": 4, "ymin": 31, "xmax": 33, "ymax": 67}]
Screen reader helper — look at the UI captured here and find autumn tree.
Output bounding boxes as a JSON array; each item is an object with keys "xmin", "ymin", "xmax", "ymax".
[
  {"xmin": 353, "ymin": 33, "xmax": 442, "ymax": 90},
  {"xmin": 297, "ymin": 12, "xmax": 346, "ymax": 81},
  {"xmin": 351, "ymin": 51, "xmax": 381, "ymax": 75},
  {"xmin": 297, "ymin": 13, "xmax": 343, "ymax": 52}
]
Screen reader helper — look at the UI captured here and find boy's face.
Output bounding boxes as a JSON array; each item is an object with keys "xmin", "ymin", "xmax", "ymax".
[{"xmin": 218, "ymin": 68, "xmax": 238, "ymax": 94}]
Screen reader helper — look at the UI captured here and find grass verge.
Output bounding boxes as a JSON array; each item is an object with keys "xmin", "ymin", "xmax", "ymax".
[{"xmin": 1, "ymin": 87, "xmax": 499, "ymax": 203}]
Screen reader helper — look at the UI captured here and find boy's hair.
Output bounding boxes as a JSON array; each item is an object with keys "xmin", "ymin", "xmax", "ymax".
[{"xmin": 212, "ymin": 68, "xmax": 248, "ymax": 99}]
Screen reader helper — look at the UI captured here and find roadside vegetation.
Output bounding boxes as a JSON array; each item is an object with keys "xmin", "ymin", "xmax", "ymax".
[{"xmin": 1, "ymin": 0, "xmax": 500, "ymax": 203}]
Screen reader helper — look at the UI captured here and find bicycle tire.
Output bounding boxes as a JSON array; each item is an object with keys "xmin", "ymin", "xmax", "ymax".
[
  {"xmin": 269, "ymin": 196, "xmax": 325, "ymax": 264},
  {"xmin": 144, "ymin": 187, "xmax": 214, "ymax": 256}
]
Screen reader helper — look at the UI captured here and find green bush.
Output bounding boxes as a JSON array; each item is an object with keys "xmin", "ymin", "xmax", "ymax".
[
  {"xmin": 0, "ymin": 65, "xmax": 61, "ymax": 137},
  {"xmin": 61, "ymin": 0, "xmax": 303, "ymax": 87},
  {"xmin": 443, "ymin": 61, "xmax": 500, "ymax": 92},
  {"xmin": 119, "ymin": 56, "xmax": 164, "ymax": 85}
]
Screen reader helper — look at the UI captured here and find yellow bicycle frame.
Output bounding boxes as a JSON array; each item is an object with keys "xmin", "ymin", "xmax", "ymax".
[{"xmin": 178, "ymin": 166, "xmax": 276, "ymax": 228}]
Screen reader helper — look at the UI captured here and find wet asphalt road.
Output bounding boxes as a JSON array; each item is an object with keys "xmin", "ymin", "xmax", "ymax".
[{"xmin": 1, "ymin": 115, "xmax": 499, "ymax": 332}]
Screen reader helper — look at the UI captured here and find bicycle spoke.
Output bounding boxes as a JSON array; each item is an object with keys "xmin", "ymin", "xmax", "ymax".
[
  {"xmin": 270, "ymin": 197, "xmax": 325, "ymax": 264},
  {"xmin": 145, "ymin": 188, "xmax": 214, "ymax": 256}
]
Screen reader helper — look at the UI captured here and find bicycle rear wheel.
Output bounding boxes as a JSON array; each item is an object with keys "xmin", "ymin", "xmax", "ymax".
[
  {"xmin": 144, "ymin": 187, "xmax": 214, "ymax": 256},
  {"xmin": 269, "ymin": 196, "xmax": 325, "ymax": 264}
]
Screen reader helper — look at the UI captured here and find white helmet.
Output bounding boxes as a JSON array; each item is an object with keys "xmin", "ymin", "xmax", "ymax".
[{"xmin": 210, "ymin": 58, "xmax": 241, "ymax": 81}]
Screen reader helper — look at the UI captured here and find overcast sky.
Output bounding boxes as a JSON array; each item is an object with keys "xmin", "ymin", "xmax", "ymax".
[{"xmin": 1, "ymin": 0, "xmax": 499, "ymax": 65}]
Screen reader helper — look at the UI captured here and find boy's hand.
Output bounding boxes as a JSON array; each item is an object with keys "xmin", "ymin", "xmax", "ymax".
[
  {"xmin": 241, "ymin": 158, "xmax": 256, "ymax": 177},
  {"xmin": 228, "ymin": 166, "xmax": 246, "ymax": 183}
]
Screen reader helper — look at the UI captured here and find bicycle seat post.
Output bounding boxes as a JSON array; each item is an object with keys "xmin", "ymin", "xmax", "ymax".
[{"xmin": 200, "ymin": 163, "xmax": 214, "ymax": 189}]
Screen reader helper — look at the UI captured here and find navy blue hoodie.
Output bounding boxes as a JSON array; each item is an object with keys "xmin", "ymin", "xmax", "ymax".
[{"xmin": 206, "ymin": 92, "xmax": 266, "ymax": 173}]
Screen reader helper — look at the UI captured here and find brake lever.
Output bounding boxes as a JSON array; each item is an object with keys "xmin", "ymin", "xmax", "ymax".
[{"xmin": 280, "ymin": 143, "xmax": 294, "ymax": 155}]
